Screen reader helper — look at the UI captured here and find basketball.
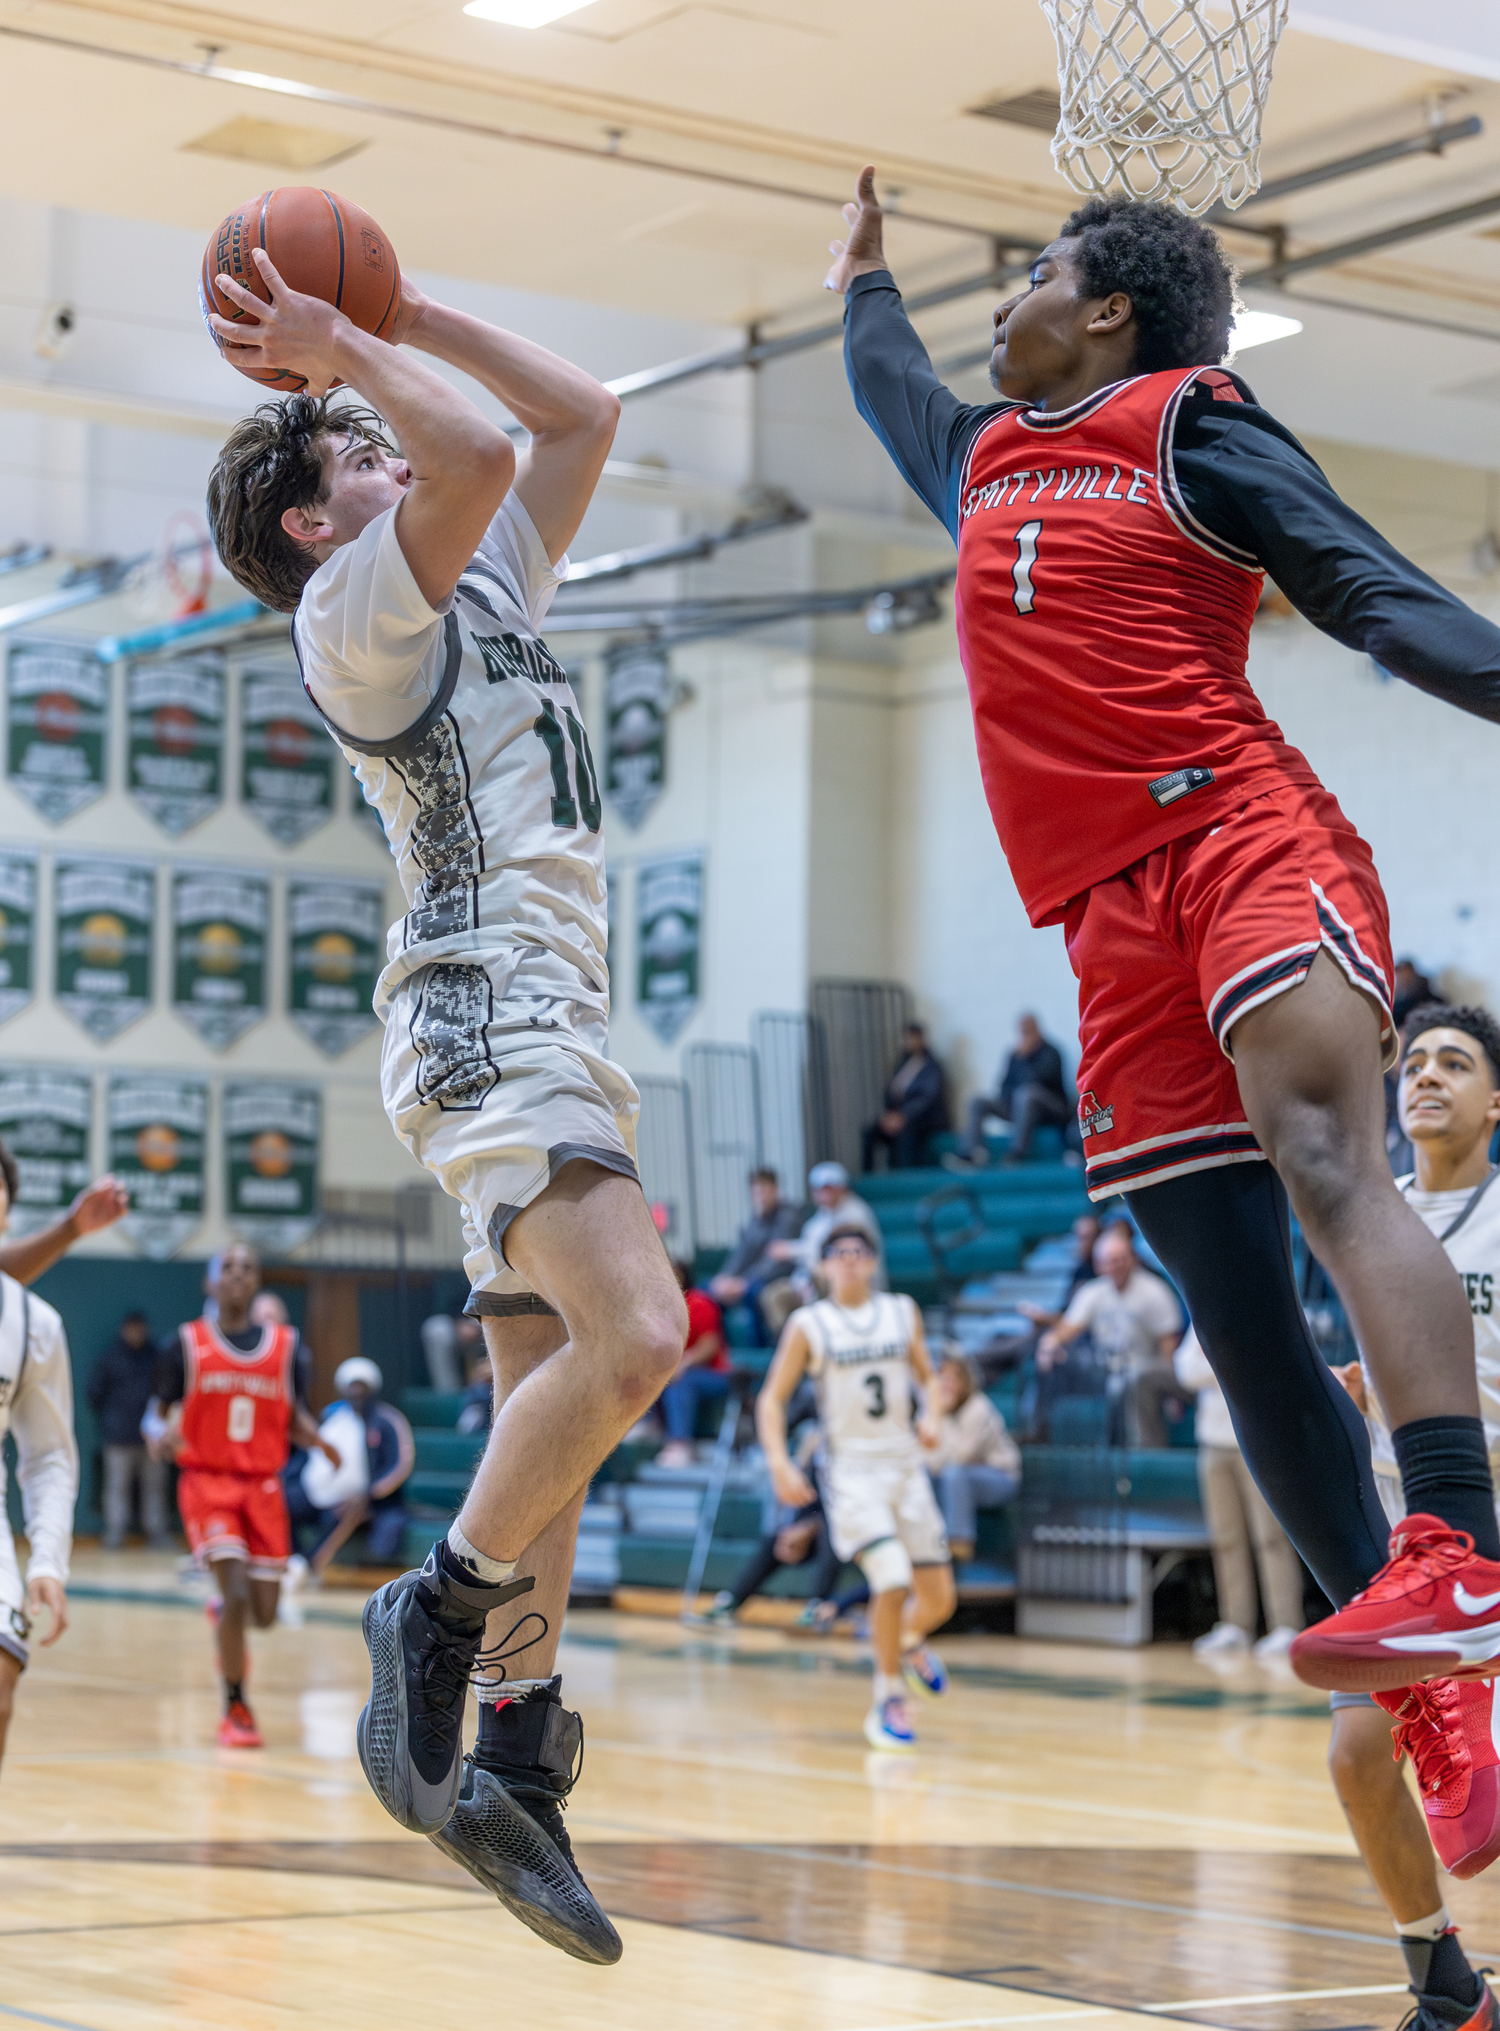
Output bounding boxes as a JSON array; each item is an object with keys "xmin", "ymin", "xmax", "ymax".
[{"xmin": 199, "ymin": 187, "xmax": 402, "ymax": 391}]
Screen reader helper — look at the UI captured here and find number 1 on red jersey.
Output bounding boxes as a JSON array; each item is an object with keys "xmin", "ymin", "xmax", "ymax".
[{"xmin": 1013, "ymin": 519, "xmax": 1041, "ymax": 615}]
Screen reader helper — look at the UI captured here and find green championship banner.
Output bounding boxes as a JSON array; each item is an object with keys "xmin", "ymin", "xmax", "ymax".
[
  {"xmin": 286, "ymin": 876, "xmax": 383, "ymax": 1057},
  {"xmin": 6, "ymin": 641, "xmax": 109, "ymax": 823},
  {"xmin": 127, "ymin": 654, "xmax": 225, "ymax": 836},
  {"xmin": 0, "ymin": 850, "xmax": 37, "ymax": 1028},
  {"xmin": 0, "ymin": 1068, "xmax": 92, "ymax": 1238},
  {"xmin": 108, "ymin": 1072, "xmax": 206, "ymax": 1260},
  {"xmin": 605, "ymin": 642, "xmax": 672, "ymax": 830},
  {"xmin": 224, "ymin": 1080, "xmax": 320, "ymax": 1253},
  {"xmin": 171, "ymin": 867, "xmax": 268, "ymax": 1051},
  {"xmin": 54, "ymin": 857, "xmax": 156, "ymax": 1042},
  {"xmin": 637, "ymin": 849, "xmax": 702, "ymax": 1044},
  {"xmin": 241, "ymin": 665, "xmax": 333, "ymax": 846}
]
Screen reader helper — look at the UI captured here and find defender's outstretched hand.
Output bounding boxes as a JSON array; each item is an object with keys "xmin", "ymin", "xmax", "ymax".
[
  {"xmin": 824, "ymin": 166, "xmax": 890, "ymax": 294},
  {"xmin": 208, "ymin": 248, "xmax": 348, "ymax": 396},
  {"xmin": 68, "ymin": 1175, "xmax": 128, "ymax": 1236}
]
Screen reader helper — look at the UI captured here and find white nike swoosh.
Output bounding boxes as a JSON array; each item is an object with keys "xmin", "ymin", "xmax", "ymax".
[{"xmin": 1455, "ymin": 1582, "xmax": 1500, "ymax": 1615}]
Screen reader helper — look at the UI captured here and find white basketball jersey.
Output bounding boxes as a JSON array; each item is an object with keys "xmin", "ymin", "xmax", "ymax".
[
  {"xmin": 801, "ymin": 1292, "xmax": 920, "ymax": 1463},
  {"xmin": 296, "ymin": 518, "xmax": 608, "ymax": 1022}
]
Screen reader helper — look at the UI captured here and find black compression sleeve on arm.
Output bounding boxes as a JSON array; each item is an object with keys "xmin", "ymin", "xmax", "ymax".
[
  {"xmin": 1125, "ymin": 1162, "xmax": 1390, "ymax": 1607},
  {"xmin": 1173, "ymin": 403, "xmax": 1500, "ymax": 722},
  {"xmin": 843, "ymin": 270, "xmax": 999, "ymax": 540}
]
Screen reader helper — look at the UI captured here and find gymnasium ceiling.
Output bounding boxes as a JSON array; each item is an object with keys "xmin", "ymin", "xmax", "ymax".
[{"xmin": 3, "ymin": 0, "xmax": 1500, "ymax": 340}]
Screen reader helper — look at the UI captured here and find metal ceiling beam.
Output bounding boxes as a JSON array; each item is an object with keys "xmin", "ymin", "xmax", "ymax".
[
  {"xmin": 1206, "ymin": 115, "xmax": 1484, "ymax": 233},
  {"xmin": 564, "ymin": 493, "xmax": 808, "ymax": 585},
  {"xmin": 1241, "ymin": 188, "xmax": 1500, "ymax": 286}
]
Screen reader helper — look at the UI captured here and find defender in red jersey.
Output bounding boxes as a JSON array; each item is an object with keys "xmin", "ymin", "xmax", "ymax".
[
  {"xmin": 156, "ymin": 1242, "xmax": 336, "ymax": 1747},
  {"xmin": 832, "ymin": 168, "xmax": 1500, "ymax": 1745}
]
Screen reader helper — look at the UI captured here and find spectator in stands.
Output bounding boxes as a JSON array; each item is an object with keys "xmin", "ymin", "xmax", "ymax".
[
  {"xmin": 926, "ymin": 1354, "xmax": 1021, "ymax": 1563},
  {"xmin": 1017, "ymin": 1212, "xmax": 1105, "ymax": 1334},
  {"xmin": 1176, "ymin": 1327, "xmax": 1304, "ymax": 1662},
  {"xmin": 760, "ymin": 1162, "xmax": 884, "ymax": 1338},
  {"xmin": 861, "ymin": 1023, "xmax": 949, "ymax": 1172},
  {"xmin": 88, "ymin": 1310, "xmax": 173, "ymax": 1551},
  {"xmin": 708, "ymin": 1168, "xmax": 803, "ymax": 1346},
  {"xmin": 950, "ymin": 1012, "xmax": 1073, "ymax": 1168},
  {"xmin": 688, "ymin": 1444, "xmax": 842, "ymax": 1627},
  {"xmin": 1040, "ymin": 1227, "xmax": 1184, "ymax": 1446},
  {"xmin": 286, "ymin": 1358, "xmax": 415, "ymax": 1576},
  {"xmin": 656, "ymin": 1263, "xmax": 730, "ymax": 1469}
]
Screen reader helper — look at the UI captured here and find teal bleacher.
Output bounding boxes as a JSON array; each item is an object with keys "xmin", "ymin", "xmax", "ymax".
[{"xmin": 857, "ymin": 1153, "xmax": 1093, "ymax": 1305}]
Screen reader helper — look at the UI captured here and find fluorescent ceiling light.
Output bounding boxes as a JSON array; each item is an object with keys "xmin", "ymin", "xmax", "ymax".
[
  {"xmin": 463, "ymin": 0, "xmax": 588, "ymax": 23},
  {"xmin": 1229, "ymin": 309, "xmax": 1304, "ymax": 352}
]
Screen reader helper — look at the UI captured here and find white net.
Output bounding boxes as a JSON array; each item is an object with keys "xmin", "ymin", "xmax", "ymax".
[{"xmin": 1041, "ymin": 0, "xmax": 1289, "ymax": 216}]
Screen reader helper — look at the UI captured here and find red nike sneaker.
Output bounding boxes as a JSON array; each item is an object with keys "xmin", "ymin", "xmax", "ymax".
[
  {"xmin": 217, "ymin": 1699, "xmax": 263, "ymax": 1749},
  {"xmin": 1376, "ymin": 1678, "xmax": 1500, "ymax": 1879},
  {"xmin": 1289, "ymin": 1516, "xmax": 1500, "ymax": 1692}
]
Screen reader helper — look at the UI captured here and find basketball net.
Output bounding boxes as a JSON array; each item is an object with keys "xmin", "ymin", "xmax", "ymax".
[{"xmin": 1040, "ymin": 0, "xmax": 1289, "ymax": 216}]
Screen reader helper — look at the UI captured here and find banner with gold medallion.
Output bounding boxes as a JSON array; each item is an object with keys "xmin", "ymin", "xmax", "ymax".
[
  {"xmin": 0, "ymin": 1067, "xmax": 92, "ymax": 1238},
  {"xmin": 54, "ymin": 857, "xmax": 156, "ymax": 1042},
  {"xmin": 0, "ymin": 850, "xmax": 37, "ymax": 1028},
  {"xmin": 171, "ymin": 867, "xmax": 268, "ymax": 1051},
  {"xmin": 108, "ymin": 1072, "xmax": 206, "ymax": 1259},
  {"xmin": 224, "ymin": 1080, "xmax": 320, "ymax": 1253},
  {"xmin": 286, "ymin": 875, "xmax": 383, "ymax": 1057}
]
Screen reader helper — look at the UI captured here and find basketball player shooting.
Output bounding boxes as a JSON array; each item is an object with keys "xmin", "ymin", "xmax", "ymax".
[
  {"xmin": 205, "ymin": 247, "xmax": 685, "ymax": 1965},
  {"xmin": 827, "ymin": 170, "xmax": 1500, "ymax": 1715}
]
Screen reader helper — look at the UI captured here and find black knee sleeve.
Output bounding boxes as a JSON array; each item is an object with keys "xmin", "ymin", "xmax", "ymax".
[{"xmin": 1126, "ymin": 1162, "xmax": 1390, "ymax": 1607}]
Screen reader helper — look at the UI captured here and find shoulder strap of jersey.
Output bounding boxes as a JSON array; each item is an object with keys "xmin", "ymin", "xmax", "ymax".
[
  {"xmin": 295, "ymin": 608, "xmax": 463, "ymax": 760},
  {"xmin": 1155, "ymin": 366, "xmax": 1264, "ymax": 574},
  {"xmin": 1411, "ymin": 1165, "xmax": 1500, "ymax": 1244}
]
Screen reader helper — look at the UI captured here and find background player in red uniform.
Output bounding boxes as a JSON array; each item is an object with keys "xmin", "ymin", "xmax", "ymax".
[
  {"xmin": 155, "ymin": 1243, "xmax": 337, "ymax": 1747},
  {"xmin": 828, "ymin": 170, "xmax": 1500, "ymax": 1716}
]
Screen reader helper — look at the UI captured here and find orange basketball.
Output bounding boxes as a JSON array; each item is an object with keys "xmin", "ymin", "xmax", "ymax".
[{"xmin": 199, "ymin": 187, "xmax": 402, "ymax": 392}]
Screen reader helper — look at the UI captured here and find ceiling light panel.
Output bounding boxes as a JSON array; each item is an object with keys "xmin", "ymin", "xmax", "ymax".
[
  {"xmin": 1230, "ymin": 310, "xmax": 1305, "ymax": 351},
  {"xmin": 463, "ymin": 0, "xmax": 592, "ymax": 24},
  {"xmin": 181, "ymin": 117, "xmax": 367, "ymax": 170}
]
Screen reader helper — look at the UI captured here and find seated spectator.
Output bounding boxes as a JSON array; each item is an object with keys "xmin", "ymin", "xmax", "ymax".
[
  {"xmin": 656, "ymin": 1263, "xmax": 730, "ymax": 1469},
  {"xmin": 286, "ymin": 1358, "xmax": 415, "ymax": 1576},
  {"xmin": 88, "ymin": 1309, "xmax": 173, "ymax": 1551},
  {"xmin": 1039, "ymin": 1227, "xmax": 1184, "ymax": 1447},
  {"xmin": 708, "ymin": 1168, "xmax": 803, "ymax": 1347},
  {"xmin": 950, "ymin": 1012, "xmax": 1074, "ymax": 1168},
  {"xmin": 1176, "ymin": 1327, "xmax": 1304, "ymax": 1662},
  {"xmin": 861, "ymin": 1022, "xmax": 949, "ymax": 1172},
  {"xmin": 1016, "ymin": 1212, "xmax": 1104, "ymax": 1334},
  {"xmin": 689, "ymin": 1493, "xmax": 841, "ymax": 1627},
  {"xmin": 760, "ymin": 1162, "xmax": 884, "ymax": 1340},
  {"xmin": 926, "ymin": 1354, "xmax": 1021, "ymax": 1563}
]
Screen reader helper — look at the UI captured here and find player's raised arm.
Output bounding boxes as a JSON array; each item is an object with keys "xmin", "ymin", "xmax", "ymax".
[
  {"xmin": 208, "ymin": 249, "xmax": 515, "ymax": 608},
  {"xmin": 0, "ymin": 1174, "xmax": 128, "ymax": 1288},
  {"xmin": 393, "ymin": 290, "xmax": 619, "ymax": 566},
  {"xmin": 755, "ymin": 1321, "xmax": 815, "ymax": 1508},
  {"xmin": 830, "ymin": 168, "xmax": 997, "ymax": 542}
]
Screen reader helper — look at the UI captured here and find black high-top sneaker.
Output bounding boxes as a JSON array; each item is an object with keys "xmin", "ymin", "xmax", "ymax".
[
  {"xmin": 1399, "ymin": 1976, "xmax": 1499, "ymax": 2031},
  {"xmin": 429, "ymin": 1676, "xmax": 622, "ymax": 1965},
  {"xmin": 356, "ymin": 1546, "xmax": 534, "ymax": 1835}
]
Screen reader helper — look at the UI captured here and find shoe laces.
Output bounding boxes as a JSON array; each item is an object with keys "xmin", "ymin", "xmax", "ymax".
[
  {"xmin": 419, "ymin": 1629, "xmax": 480, "ymax": 1716},
  {"xmin": 1387, "ymin": 1681, "xmax": 1469, "ymax": 1795},
  {"xmin": 1355, "ymin": 1522, "xmax": 1478, "ymax": 1607}
]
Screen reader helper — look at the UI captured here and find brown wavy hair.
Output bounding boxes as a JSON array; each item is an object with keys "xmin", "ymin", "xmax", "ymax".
[{"xmin": 207, "ymin": 393, "xmax": 394, "ymax": 613}]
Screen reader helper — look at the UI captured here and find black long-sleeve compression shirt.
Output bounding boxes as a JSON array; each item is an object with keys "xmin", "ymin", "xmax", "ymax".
[{"xmin": 844, "ymin": 269, "xmax": 1500, "ymax": 725}]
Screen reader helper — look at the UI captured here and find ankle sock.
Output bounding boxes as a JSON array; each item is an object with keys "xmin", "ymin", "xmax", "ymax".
[
  {"xmin": 224, "ymin": 1679, "xmax": 244, "ymax": 1711},
  {"xmin": 446, "ymin": 1521, "xmax": 517, "ymax": 1586},
  {"xmin": 1392, "ymin": 1418, "xmax": 1500, "ymax": 1560},
  {"xmin": 872, "ymin": 1671, "xmax": 903, "ymax": 1705},
  {"xmin": 1398, "ymin": 1913, "xmax": 1479, "ymax": 2006}
]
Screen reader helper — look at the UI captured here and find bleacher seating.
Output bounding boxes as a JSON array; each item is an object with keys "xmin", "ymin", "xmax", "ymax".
[{"xmin": 857, "ymin": 1159, "xmax": 1093, "ymax": 1304}]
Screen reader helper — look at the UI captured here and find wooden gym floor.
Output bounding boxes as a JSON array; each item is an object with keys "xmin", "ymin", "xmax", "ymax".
[{"xmin": 3, "ymin": 1550, "xmax": 1495, "ymax": 2031}]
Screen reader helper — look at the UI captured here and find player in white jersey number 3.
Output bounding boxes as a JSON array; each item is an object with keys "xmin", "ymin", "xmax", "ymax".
[
  {"xmin": 758, "ymin": 1226, "xmax": 956, "ymax": 1750},
  {"xmin": 206, "ymin": 250, "xmax": 687, "ymax": 1965}
]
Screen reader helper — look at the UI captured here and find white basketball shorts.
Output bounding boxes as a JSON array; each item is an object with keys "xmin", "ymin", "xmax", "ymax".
[
  {"xmin": 0, "ymin": 1516, "xmax": 28, "ymax": 1668},
  {"xmin": 382, "ymin": 947, "xmax": 640, "ymax": 1315},
  {"xmin": 824, "ymin": 1454, "xmax": 949, "ymax": 1567}
]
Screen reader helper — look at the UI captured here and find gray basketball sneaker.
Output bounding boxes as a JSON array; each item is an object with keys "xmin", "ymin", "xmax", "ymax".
[
  {"xmin": 357, "ymin": 1548, "xmax": 535, "ymax": 1836},
  {"xmin": 430, "ymin": 1679, "xmax": 622, "ymax": 1964}
]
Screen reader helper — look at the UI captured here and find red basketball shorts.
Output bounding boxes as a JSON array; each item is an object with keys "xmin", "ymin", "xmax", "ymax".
[
  {"xmin": 177, "ymin": 1466, "xmax": 291, "ymax": 1579},
  {"xmin": 1064, "ymin": 784, "xmax": 1395, "ymax": 1202}
]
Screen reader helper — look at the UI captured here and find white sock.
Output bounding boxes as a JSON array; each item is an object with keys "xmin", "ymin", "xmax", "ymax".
[
  {"xmin": 873, "ymin": 1671, "xmax": 903, "ymax": 1704},
  {"xmin": 447, "ymin": 1521, "xmax": 516, "ymax": 1586},
  {"xmin": 1397, "ymin": 1906, "xmax": 1452, "ymax": 1941}
]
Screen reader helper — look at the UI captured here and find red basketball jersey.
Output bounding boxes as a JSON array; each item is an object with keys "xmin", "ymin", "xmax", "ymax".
[
  {"xmin": 953, "ymin": 366, "xmax": 1322, "ymax": 927},
  {"xmin": 177, "ymin": 1317, "xmax": 296, "ymax": 1476}
]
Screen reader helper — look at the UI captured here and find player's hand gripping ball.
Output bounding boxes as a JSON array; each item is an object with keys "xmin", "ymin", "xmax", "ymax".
[{"xmin": 199, "ymin": 187, "xmax": 402, "ymax": 391}]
